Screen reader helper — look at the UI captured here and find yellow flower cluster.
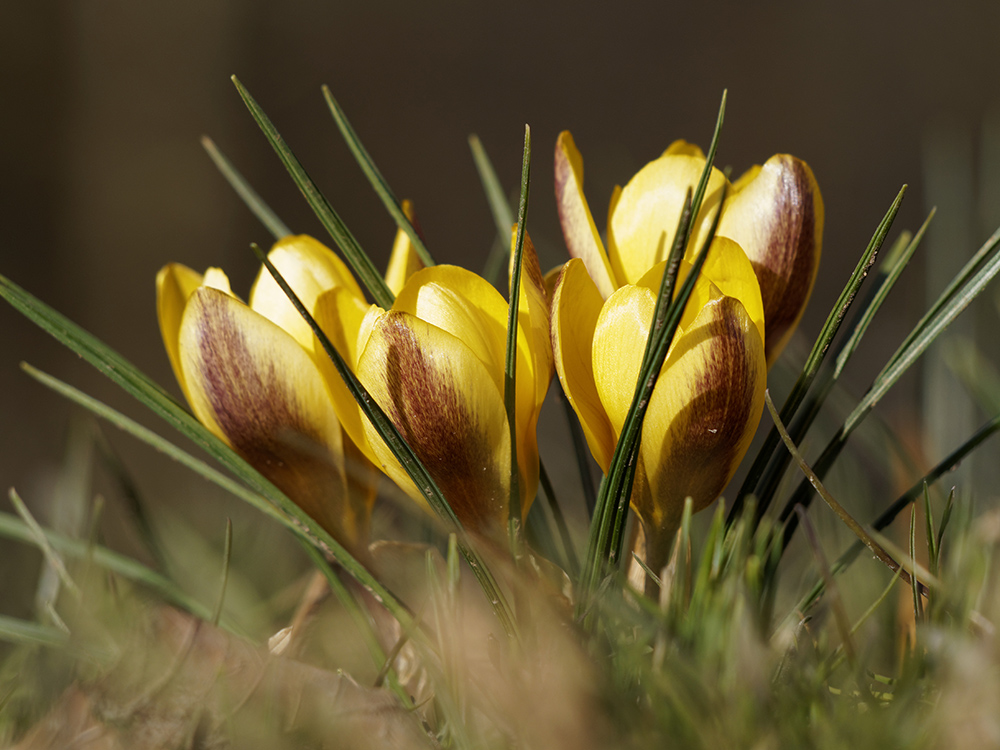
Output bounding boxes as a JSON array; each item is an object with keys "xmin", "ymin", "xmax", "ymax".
[{"xmin": 156, "ymin": 134, "xmax": 822, "ymax": 573}]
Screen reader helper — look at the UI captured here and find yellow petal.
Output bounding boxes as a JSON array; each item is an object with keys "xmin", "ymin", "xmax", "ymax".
[
  {"xmin": 591, "ymin": 283, "xmax": 656, "ymax": 438},
  {"xmin": 638, "ymin": 292, "xmax": 766, "ymax": 538},
  {"xmin": 662, "ymin": 140, "xmax": 705, "ymax": 159},
  {"xmin": 608, "ymin": 154, "xmax": 727, "ymax": 286},
  {"xmin": 551, "ymin": 260, "xmax": 616, "ymax": 471},
  {"xmin": 178, "ymin": 287, "xmax": 371, "ymax": 551},
  {"xmin": 249, "ymin": 234, "xmax": 364, "ymax": 351},
  {"xmin": 312, "ymin": 286, "xmax": 382, "ymax": 465},
  {"xmin": 384, "ymin": 199, "xmax": 426, "ymax": 296},
  {"xmin": 717, "ymin": 154, "xmax": 824, "ymax": 364},
  {"xmin": 639, "ymin": 235, "xmax": 766, "ymax": 349},
  {"xmin": 156, "ymin": 263, "xmax": 204, "ymax": 402},
  {"xmin": 356, "ymin": 310, "xmax": 512, "ymax": 534},
  {"xmin": 554, "ymin": 131, "xmax": 618, "ymax": 299}
]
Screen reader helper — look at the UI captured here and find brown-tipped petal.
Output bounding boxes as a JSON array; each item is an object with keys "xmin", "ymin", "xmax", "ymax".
[
  {"xmin": 638, "ymin": 293, "xmax": 766, "ymax": 539},
  {"xmin": 554, "ymin": 131, "xmax": 618, "ymax": 299},
  {"xmin": 551, "ymin": 259, "xmax": 616, "ymax": 471},
  {"xmin": 357, "ymin": 311, "xmax": 512, "ymax": 534},
  {"xmin": 156, "ymin": 263, "xmax": 204, "ymax": 403},
  {"xmin": 249, "ymin": 235, "xmax": 364, "ymax": 351},
  {"xmin": 608, "ymin": 153, "xmax": 728, "ymax": 287},
  {"xmin": 717, "ymin": 154, "xmax": 824, "ymax": 364},
  {"xmin": 178, "ymin": 287, "xmax": 371, "ymax": 552},
  {"xmin": 385, "ymin": 199, "xmax": 426, "ymax": 296}
]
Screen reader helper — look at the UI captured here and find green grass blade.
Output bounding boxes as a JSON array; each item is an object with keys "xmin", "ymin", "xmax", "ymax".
[
  {"xmin": 538, "ymin": 459, "xmax": 580, "ymax": 577},
  {"xmin": 0, "ymin": 275, "xmax": 413, "ymax": 630},
  {"xmin": 231, "ymin": 76, "xmax": 394, "ymax": 309},
  {"xmin": 736, "ymin": 204, "xmax": 922, "ymax": 524},
  {"xmin": 0, "ymin": 615, "xmax": 68, "ymax": 649},
  {"xmin": 765, "ymin": 390, "xmax": 917, "ymax": 587},
  {"xmin": 322, "ymin": 86, "xmax": 435, "ymax": 268},
  {"xmin": 469, "ymin": 135, "xmax": 516, "ymax": 242},
  {"xmin": 201, "ymin": 135, "xmax": 291, "ymax": 241},
  {"xmin": 505, "ymin": 125, "xmax": 531, "ymax": 551},
  {"xmin": 791, "ymin": 412, "xmax": 1000, "ymax": 615},
  {"xmin": 688, "ymin": 90, "xmax": 726, "ymax": 228},
  {"xmin": 0, "ymin": 511, "xmax": 212, "ymax": 621},
  {"xmin": 884, "ymin": 223, "xmax": 1000, "ymax": 376},
  {"xmin": 250, "ymin": 244, "xmax": 519, "ymax": 640},
  {"xmin": 778, "ymin": 220, "xmax": 1000, "ymax": 542},
  {"xmin": 729, "ymin": 186, "xmax": 907, "ymax": 523},
  {"xmin": 557, "ymin": 385, "xmax": 597, "ymax": 518}
]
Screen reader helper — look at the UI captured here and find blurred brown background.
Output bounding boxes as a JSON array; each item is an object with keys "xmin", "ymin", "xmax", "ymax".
[{"xmin": 2, "ymin": 1, "xmax": 1000, "ymax": 618}]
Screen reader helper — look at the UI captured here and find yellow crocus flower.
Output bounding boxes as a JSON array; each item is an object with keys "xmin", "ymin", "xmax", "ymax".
[
  {"xmin": 318, "ymin": 232, "xmax": 553, "ymax": 538},
  {"xmin": 156, "ymin": 234, "xmax": 387, "ymax": 557},
  {"xmin": 556, "ymin": 132, "xmax": 823, "ymax": 365},
  {"xmin": 552, "ymin": 132, "xmax": 786, "ymax": 574}
]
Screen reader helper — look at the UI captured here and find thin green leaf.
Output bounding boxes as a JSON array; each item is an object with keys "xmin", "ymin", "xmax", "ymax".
[
  {"xmin": 746, "ymin": 213, "xmax": 928, "ymax": 526},
  {"xmin": 778, "ymin": 221, "xmax": 1000, "ymax": 543},
  {"xmin": 790, "ymin": 412, "xmax": 1000, "ymax": 616},
  {"xmin": 764, "ymin": 390, "xmax": 916, "ymax": 588},
  {"xmin": 211, "ymin": 518, "xmax": 233, "ymax": 627},
  {"xmin": 0, "ymin": 276, "xmax": 413, "ymax": 630},
  {"xmin": 250, "ymin": 244, "xmax": 519, "ymax": 640},
  {"xmin": 937, "ymin": 487, "xmax": 956, "ymax": 559},
  {"xmin": 505, "ymin": 124, "xmax": 531, "ymax": 552},
  {"xmin": 0, "ymin": 615, "xmax": 68, "ymax": 649},
  {"xmin": 469, "ymin": 134, "xmax": 516, "ymax": 284},
  {"xmin": 201, "ymin": 135, "xmax": 291, "ymax": 241},
  {"xmin": 795, "ymin": 504, "xmax": 856, "ymax": 667},
  {"xmin": 231, "ymin": 76, "xmax": 394, "ymax": 309},
  {"xmin": 687, "ymin": 89, "xmax": 726, "ymax": 231},
  {"xmin": 322, "ymin": 86, "xmax": 435, "ymax": 268},
  {"xmin": 730, "ymin": 185, "xmax": 907, "ymax": 524},
  {"xmin": 8, "ymin": 489, "xmax": 80, "ymax": 600},
  {"xmin": 0, "ymin": 511, "xmax": 212, "ymax": 621},
  {"xmin": 924, "ymin": 482, "xmax": 939, "ymax": 575},
  {"xmin": 557, "ymin": 384, "xmax": 597, "ymax": 518},
  {"xmin": 909, "ymin": 504, "xmax": 923, "ymax": 620},
  {"xmin": 538, "ymin": 459, "xmax": 580, "ymax": 577}
]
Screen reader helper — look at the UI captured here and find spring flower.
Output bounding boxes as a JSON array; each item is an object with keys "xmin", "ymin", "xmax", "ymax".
[
  {"xmin": 156, "ymin": 234, "xmax": 381, "ymax": 556},
  {"xmin": 556, "ymin": 133, "xmax": 823, "ymax": 365},
  {"xmin": 552, "ymin": 132, "xmax": 777, "ymax": 573},
  {"xmin": 319, "ymin": 231, "xmax": 553, "ymax": 537}
]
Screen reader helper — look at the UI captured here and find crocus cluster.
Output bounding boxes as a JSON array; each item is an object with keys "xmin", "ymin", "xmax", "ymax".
[
  {"xmin": 157, "ymin": 133, "xmax": 822, "ymax": 580},
  {"xmin": 552, "ymin": 132, "xmax": 823, "ymax": 571}
]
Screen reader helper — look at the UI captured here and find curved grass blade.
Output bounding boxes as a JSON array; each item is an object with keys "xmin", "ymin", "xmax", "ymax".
[
  {"xmin": 201, "ymin": 135, "xmax": 291, "ymax": 241},
  {"xmin": 251, "ymin": 244, "xmax": 519, "ymax": 640},
  {"xmin": 764, "ymin": 391, "xmax": 921, "ymax": 590},
  {"xmin": 729, "ymin": 185, "xmax": 907, "ymax": 524},
  {"xmin": 231, "ymin": 76, "xmax": 394, "ymax": 309},
  {"xmin": 778, "ymin": 222, "xmax": 1000, "ymax": 544},
  {"xmin": 322, "ymin": 86, "xmax": 434, "ymax": 268},
  {"xmin": 0, "ymin": 275, "xmax": 413, "ymax": 630},
  {"xmin": 791, "ymin": 411, "xmax": 1000, "ymax": 615},
  {"xmin": 505, "ymin": 125, "xmax": 530, "ymax": 552}
]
